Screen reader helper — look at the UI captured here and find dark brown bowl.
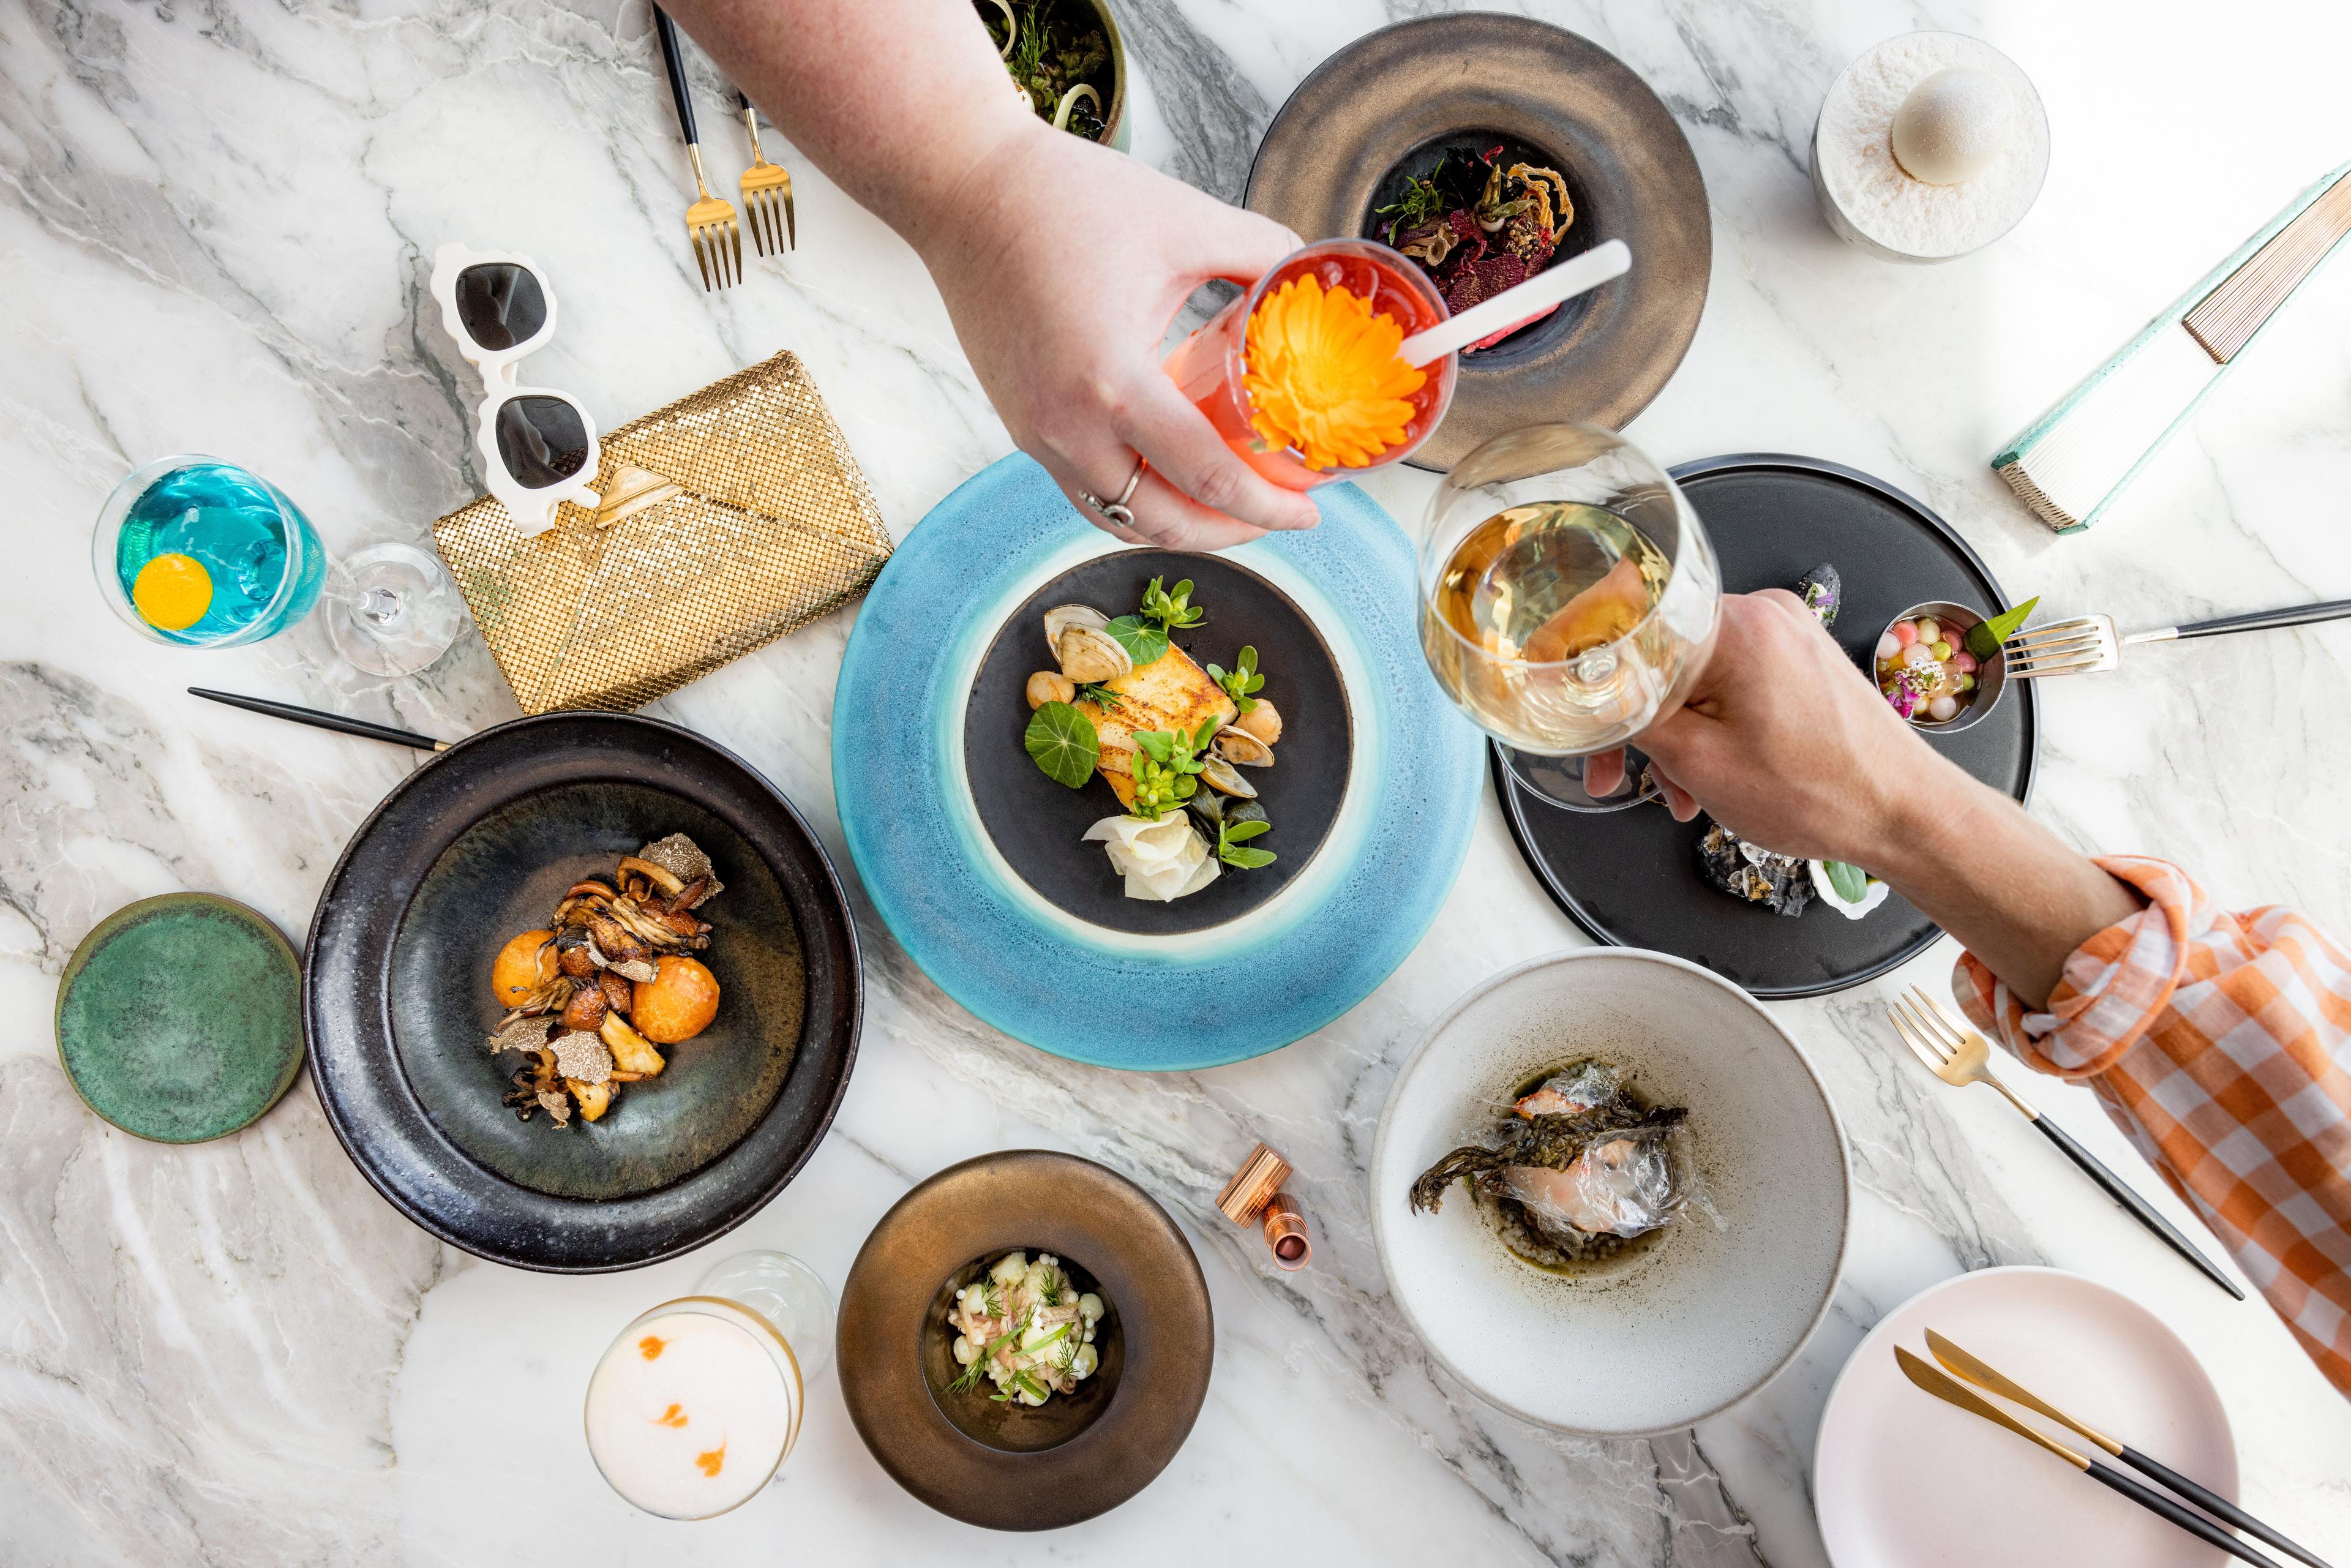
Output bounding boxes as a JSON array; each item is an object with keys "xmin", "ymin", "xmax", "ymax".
[
  {"xmin": 304, "ymin": 713, "xmax": 861, "ymax": 1271},
  {"xmin": 836, "ymin": 1150, "xmax": 1212, "ymax": 1530},
  {"xmin": 1245, "ymin": 13, "xmax": 1711, "ymax": 468}
]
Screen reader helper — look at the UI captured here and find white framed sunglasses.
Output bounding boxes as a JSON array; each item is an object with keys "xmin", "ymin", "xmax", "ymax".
[{"xmin": 430, "ymin": 243, "xmax": 601, "ymax": 535}]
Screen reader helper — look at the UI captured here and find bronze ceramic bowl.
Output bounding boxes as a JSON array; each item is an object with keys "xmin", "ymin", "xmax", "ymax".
[
  {"xmin": 836, "ymin": 1150, "xmax": 1212, "ymax": 1530},
  {"xmin": 306, "ymin": 713, "xmax": 861, "ymax": 1271},
  {"xmin": 1245, "ymin": 13, "xmax": 1711, "ymax": 468}
]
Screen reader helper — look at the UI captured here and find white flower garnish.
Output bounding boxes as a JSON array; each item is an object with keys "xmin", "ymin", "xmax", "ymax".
[{"xmin": 1084, "ymin": 814, "xmax": 1220, "ymax": 902}]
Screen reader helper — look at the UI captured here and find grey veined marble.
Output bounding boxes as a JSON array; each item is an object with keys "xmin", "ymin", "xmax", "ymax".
[{"xmin": 4, "ymin": 1, "xmax": 2349, "ymax": 1564}]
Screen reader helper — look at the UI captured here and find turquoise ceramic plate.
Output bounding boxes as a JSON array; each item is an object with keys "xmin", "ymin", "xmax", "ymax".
[{"xmin": 834, "ymin": 455, "xmax": 1482, "ymax": 1069}]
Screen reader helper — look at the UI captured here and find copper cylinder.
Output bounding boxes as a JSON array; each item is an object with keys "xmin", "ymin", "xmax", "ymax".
[
  {"xmin": 1216, "ymin": 1142, "xmax": 1291, "ymax": 1227},
  {"xmin": 1261, "ymin": 1193, "xmax": 1311, "ymax": 1270}
]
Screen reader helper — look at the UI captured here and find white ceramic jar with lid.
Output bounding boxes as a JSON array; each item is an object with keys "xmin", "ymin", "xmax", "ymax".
[{"xmin": 1811, "ymin": 32, "xmax": 2050, "ymax": 263}]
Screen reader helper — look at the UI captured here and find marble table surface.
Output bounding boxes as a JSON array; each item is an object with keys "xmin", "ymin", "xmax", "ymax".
[{"xmin": 6, "ymin": 0, "xmax": 2349, "ymax": 1562}]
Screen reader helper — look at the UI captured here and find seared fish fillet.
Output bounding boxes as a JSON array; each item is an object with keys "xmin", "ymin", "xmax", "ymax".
[{"xmin": 1076, "ymin": 645, "xmax": 1237, "ymax": 809}]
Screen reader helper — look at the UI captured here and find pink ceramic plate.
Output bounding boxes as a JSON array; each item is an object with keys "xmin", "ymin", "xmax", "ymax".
[{"xmin": 1815, "ymin": 1266, "xmax": 2235, "ymax": 1568}]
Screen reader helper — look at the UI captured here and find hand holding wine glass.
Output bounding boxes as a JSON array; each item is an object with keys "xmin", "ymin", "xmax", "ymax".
[{"xmin": 1417, "ymin": 424, "xmax": 1720, "ymax": 811}]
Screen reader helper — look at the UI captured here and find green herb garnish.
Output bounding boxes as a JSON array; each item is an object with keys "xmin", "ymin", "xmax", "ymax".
[
  {"xmin": 1024, "ymin": 700, "xmax": 1098, "ymax": 788},
  {"xmin": 1140, "ymin": 575, "xmax": 1205, "ymax": 634},
  {"xmin": 1128, "ymin": 716, "xmax": 1218, "ymax": 820},
  {"xmin": 1822, "ymin": 861, "xmax": 1869, "ymax": 903},
  {"xmin": 1205, "ymin": 645, "xmax": 1264, "ymax": 713},
  {"xmin": 1375, "ymin": 167, "xmax": 1447, "ymax": 243},
  {"xmin": 1217, "ymin": 816, "xmax": 1275, "ymax": 870},
  {"xmin": 1103, "ymin": 614, "xmax": 1168, "ymax": 667},
  {"xmin": 981, "ymin": 1279, "xmax": 1005, "ymax": 1318},
  {"xmin": 1037, "ymin": 1272, "xmax": 1063, "ymax": 1307},
  {"xmin": 950, "ymin": 1324, "xmax": 1025, "ymax": 1395},
  {"xmin": 1964, "ymin": 596, "xmax": 2041, "ymax": 661},
  {"xmin": 991, "ymin": 1370, "xmax": 1052, "ymax": 1405},
  {"xmin": 1071, "ymin": 681, "xmax": 1120, "ymax": 711},
  {"xmin": 1026, "ymin": 1321, "xmax": 1073, "ymax": 1354}
]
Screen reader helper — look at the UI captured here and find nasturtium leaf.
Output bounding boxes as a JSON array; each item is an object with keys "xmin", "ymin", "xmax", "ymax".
[
  {"xmin": 1024, "ymin": 701, "xmax": 1098, "ymax": 788},
  {"xmin": 1104, "ymin": 615, "xmax": 1168, "ymax": 666}
]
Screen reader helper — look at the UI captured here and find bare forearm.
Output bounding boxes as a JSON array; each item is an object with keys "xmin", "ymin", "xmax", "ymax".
[
  {"xmin": 657, "ymin": 0, "xmax": 1033, "ymax": 253},
  {"xmin": 1872, "ymin": 778, "xmax": 2142, "ymax": 1008}
]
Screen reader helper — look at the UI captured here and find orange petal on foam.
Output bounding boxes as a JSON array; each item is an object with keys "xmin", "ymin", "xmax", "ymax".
[
  {"xmin": 651, "ymin": 1403, "xmax": 688, "ymax": 1428},
  {"xmin": 695, "ymin": 1441, "xmax": 727, "ymax": 1477}
]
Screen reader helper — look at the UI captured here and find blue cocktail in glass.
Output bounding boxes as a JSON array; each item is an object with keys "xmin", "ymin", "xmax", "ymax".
[
  {"xmin": 94, "ymin": 456, "xmax": 327, "ymax": 647},
  {"xmin": 93, "ymin": 456, "xmax": 463, "ymax": 673}
]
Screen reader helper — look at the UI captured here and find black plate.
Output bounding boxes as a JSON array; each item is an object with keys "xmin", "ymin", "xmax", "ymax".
[
  {"xmin": 836, "ymin": 1150, "xmax": 1212, "ymax": 1531},
  {"xmin": 1496, "ymin": 456, "xmax": 2038, "ymax": 997},
  {"xmin": 964, "ymin": 548, "xmax": 1351, "ymax": 934},
  {"xmin": 1245, "ymin": 13, "xmax": 1710, "ymax": 469},
  {"xmin": 306, "ymin": 713, "xmax": 861, "ymax": 1271}
]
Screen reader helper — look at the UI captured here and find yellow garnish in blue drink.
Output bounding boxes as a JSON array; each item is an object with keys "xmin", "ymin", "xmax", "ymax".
[{"xmin": 132, "ymin": 552, "xmax": 214, "ymax": 631}]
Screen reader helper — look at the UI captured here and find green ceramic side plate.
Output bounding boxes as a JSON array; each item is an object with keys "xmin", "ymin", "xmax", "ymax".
[{"xmin": 56, "ymin": 893, "xmax": 304, "ymax": 1143}]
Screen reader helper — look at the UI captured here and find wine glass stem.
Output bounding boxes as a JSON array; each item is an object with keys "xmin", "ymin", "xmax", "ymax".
[{"xmin": 354, "ymin": 586, "xmax": 403, "ymax": 628}]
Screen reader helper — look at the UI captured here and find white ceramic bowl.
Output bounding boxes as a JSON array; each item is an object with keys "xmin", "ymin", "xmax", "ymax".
[{"xmin": 1371, "ymin": 949, "xmax": 1849, "ymax": 1434}]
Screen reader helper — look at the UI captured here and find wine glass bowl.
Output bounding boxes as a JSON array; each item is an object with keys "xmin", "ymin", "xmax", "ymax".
[{"xmin": 1417, "ymin": 425, "xmax": 1719, "ymax": 810}]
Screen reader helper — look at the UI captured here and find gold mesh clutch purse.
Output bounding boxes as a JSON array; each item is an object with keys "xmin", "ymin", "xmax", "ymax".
[{"xmin": 432, "ymin": 351, "xmax": 893, "ymax": 713}]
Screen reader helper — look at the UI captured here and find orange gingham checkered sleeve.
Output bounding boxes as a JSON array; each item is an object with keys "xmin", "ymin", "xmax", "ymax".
[{"xmin": 1953, "ymin": 856, "xmax": 2351, "ymax": 1397}]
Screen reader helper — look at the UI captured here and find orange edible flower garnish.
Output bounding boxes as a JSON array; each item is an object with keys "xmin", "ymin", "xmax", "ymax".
[
  {"xmin": 651, "ymin": 1404, "xmax": 688, "ymax": 1428},
  {"xmin": 695, "ymin": 1442, "xmax": 727, "ymax": 1477},
  {"xmin": 637, "ymin": 1335, "xmax": 667, "ymax": 1360},
  {"xmin": 1243, "ymin": 274, "xmax": 1427, "ymax": 471}
]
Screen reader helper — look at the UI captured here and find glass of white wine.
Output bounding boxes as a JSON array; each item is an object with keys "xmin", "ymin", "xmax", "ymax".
[{"xmin": 1418, "ymin": 425, "xmax": 1720, "ymax": 811}]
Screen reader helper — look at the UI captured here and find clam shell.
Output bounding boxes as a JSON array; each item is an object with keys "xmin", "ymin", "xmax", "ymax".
[
  {"xmin": 1043, "ymin": 604, "xmax": 1111, "ymax": 651},
  {"xmin": 1213, "ymin": 727, "xmax": 1275, "ymax": 767},
  {"xmin": 1056, "ymin": 625, "xmax": 1133, "ymax": 685},
  {"xmin": 1199, "ymin": 757, "xmax": 1258, "ymax": 798}
]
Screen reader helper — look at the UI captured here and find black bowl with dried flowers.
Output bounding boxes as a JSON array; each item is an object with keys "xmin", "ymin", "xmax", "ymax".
[{"xmin": 1367, "ymin": 132, "xmax": 1597, "ymax": 361}]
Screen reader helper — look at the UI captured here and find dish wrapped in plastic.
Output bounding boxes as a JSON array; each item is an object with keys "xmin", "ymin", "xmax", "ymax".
[{"xmin": 1409, "ymin": 1058, "xmax": 1699, "ymax": 1271}]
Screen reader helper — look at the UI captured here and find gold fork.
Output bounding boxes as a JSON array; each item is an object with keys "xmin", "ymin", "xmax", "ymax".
[
  {"xmin": 1887, "ymin": 988, "xmax": 2241, "ymax": 1299},
  {"xmin": 653, "ymin": 6, "xmax": 741, "ymax": 291},
  {"xmin": 737, "ymin": 92, "xmax": 794, "ymax": 255}
]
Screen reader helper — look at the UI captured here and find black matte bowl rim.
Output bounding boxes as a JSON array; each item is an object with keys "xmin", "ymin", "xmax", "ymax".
[
  {"xmin": 302, "ymin": 712, "xmax": 863, "ymax": 1272},
  {"xmin": 1496, "ymin": 452, "xmax": 2040, "ymax": 999}
]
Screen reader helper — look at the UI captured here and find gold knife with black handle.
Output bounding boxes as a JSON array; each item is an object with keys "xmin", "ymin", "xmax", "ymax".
[
  {"xmin": 1925, "ymin": 1332, "xmax": 2333, "ymax": 1568},
  {"xmin": 1895, "ymin": 1347, "xmax": 2290, "ymax": 1568}
]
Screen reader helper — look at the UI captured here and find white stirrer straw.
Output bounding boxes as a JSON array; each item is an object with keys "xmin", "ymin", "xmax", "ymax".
[{"xmin": 1397, "ymin": 239, "xmax": 1633, "ymax": 367}]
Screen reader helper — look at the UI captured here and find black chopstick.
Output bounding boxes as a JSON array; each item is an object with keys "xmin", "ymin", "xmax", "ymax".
[{"xmin": 187, "ymin": 688, "xmax": 452, "ymax": 751}]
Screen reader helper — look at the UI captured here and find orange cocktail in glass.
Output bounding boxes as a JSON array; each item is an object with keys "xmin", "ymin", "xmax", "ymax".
[{"xmin": 1164, "ymin": 238, "xmax": 1457, "ymax": 491}]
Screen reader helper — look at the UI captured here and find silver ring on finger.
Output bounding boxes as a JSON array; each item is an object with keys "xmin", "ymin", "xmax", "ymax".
[{"xmin": 1076, "ymin": 456, "xmax": 1147, "ymax": 528}]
